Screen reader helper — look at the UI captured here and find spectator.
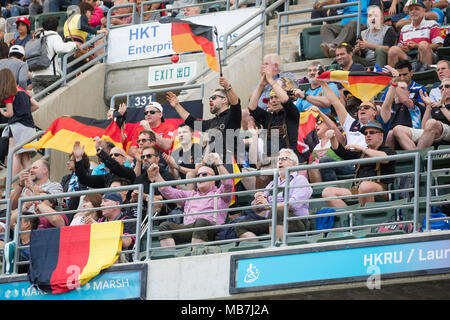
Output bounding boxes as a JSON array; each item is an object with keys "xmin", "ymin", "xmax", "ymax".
[
  {"xmin": 20, "ymin": 190, "xmax": 69, "ymax": 228},
  {"xmin": 380, "ymin": 59, "xmax": 426, "ymax": 105},
  {"xmin": 308, "ymin": 107, "xmax": 353, "ymax": 183},
  {"xmin": 72, "ymin": 140, "xmax": 136, "ymax": 189},
  {"xmin": 163, "ymin": 123, "xmax": 203, "ymax": 182},
  {"xmin": 60, "ymin": 151, "xmax": 89, "ymax": 211},
  {"xmin": 395, "ymin": 0, "xmax": 444, "ymax": 31},
  {"xmin": 310, "ymin": 0, "xmax": 342, "ymax": 25},
  {"xmin": 319, "ymin": 0, "xmax": 373, "ymax": 58},
  {"xmin": 110, "ymin": 0, "xmax": 133, "ymax": 25},
  {"xmin": 353, "ymin": 5, "xmax": 397, "ymax": 67},
  {"xmin": 295, "ymin": 60, "xmax": 340, "ymax": 114},
  {"xmin": 429, "ymin": 60, "xmax": 450, "ymax": 104},
  {"xmin": 335, "ymin": 43, "xmax": 366, "ymax": 72},
  {"xmin": 166, "ymin": 76, "xmax": 242, "ymax": 164},
  {"xmin": 250, "ymin": 54, "xmax": 296, "ymax": 111},
  {"xmin": 319, "ymin": 79, "xmax": 386, "ymax": 148},
  {"xmin": 133, "ymin": 101, "xmax": 176, "ymax": 154},
  {"xmin": 234, "ymin": 148, "xmax": 313, "ymax": 242},
  {"xmin": 378, "ymin": 66, "xmax": 427, "ymax": 148},
  {"xmin": 322, "ymin": 120, "xmax": 396, "ymax": 206},
  {"xmin": 183, "ymin": 4, "xmax": 200, "ymax": 16},
  {"xmin": 84, "ymin": 192, "xmax": 136, "ymax": 251},
  {"xmin": 48, "ymin": 0, "xmax": 81, "ymax": 13},
  {"xmin": 133, "ymin": 145, "xmax": 175, "ymax": 219},
  {"xmin": 149, "ymin": 153, "xmax": 233, "ymax": 247},
  {"xmin": 0, "ymin": 45, "xmax": 29, "ymax": 89},
  {"xmin": 91, "ymin": 138, "xmax": 129, "ymax": 175},
  {"xmin": 83, "ymin": 0, "xmax": 106, "ymax": 28},
  {"xmin": 387, "ymin": 0, "xmax": 443, "ymax": 70},
  {"xmin": 394, "ymin": 77, "xmax": 450, "ymax": 149},
  {"xmin": 0, "ymin": 68, "xmax": 39, "ymax": 178},
  {"xmin": 133, "ymin": 0, "xmax": 160, "ymax": 23},
  {"xmin": 109, "ymin": 177, "xmax": 136, "ymax": 218},
  {"xmin": 10, "ymin": 159, "xmax": 64, "ymax": 212},
  {"xmin": 10, "ymin": 17, "xmax": 33, "ymax": 47},
  {"xmin": 130, "ymin": 129, "xmax": 156, "ymax": 176},
  {"xmin": 70, "ymin": 193, "xmax": 103, "ymax": 225},
  {"xmin": 248, "ymin": 64, "xmax": 301, "ymax": 187},
  {"xmin": 31, "ymin": 17, "xmax": 81, "ymax": 95}
]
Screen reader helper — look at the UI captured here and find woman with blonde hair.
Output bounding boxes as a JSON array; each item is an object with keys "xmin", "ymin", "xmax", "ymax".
[{"xmin": 0, "ymin": 68, "xmax": 39, "ymax": 178}]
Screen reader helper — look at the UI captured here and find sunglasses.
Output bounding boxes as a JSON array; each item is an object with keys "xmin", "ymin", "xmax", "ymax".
[
  {"xmin": 363, "ymin": 130, "xmax": 382, "ymax": 136},
  {"xmin": 144, "ymin": 110, "xmax": 159, "ymax": 115},
  {"xmin": 196, "ymin": 172, "xmax": 210, "ymax": 177},
  {"xmin": 137, "ymin": 138, "xmax": 151, "ymax": 144},
  {"xmin": 440, "ymin": 84, "xmax": 450, "ymax": 89},
  {"xmin": 358, "ymin": 105, "xmax": 376, "ymax": 111},
  {"xmin": 209, "ymin": 94, "xmax": 225, "ymax": 100},
  {"xmin": 141, "ymin": 154, "xmax": 156, "ymax": 160},
  {"xmin": 110, "ymin": 153, "xmax": 124, "ymax": 157}
]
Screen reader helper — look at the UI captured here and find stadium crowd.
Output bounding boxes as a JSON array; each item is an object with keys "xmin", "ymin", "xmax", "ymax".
[{"xmin": 1, "ymin": 0, "xmax": 450, "ymax": 269}]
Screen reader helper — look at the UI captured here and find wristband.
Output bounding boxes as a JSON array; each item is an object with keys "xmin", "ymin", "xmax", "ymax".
[{"xmin": 390, "ymin": 82, "xmax": 398, "ymax": 88}]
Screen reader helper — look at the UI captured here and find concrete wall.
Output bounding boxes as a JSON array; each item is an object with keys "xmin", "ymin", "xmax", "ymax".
[{"xmin": 31, "ymin": 63, "xmax": 108, "ymax": 182}]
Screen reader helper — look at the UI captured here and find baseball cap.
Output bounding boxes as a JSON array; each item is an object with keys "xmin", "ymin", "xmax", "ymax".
[
  {"xmin": 145, "ymin": 101, "xmax": 165, "ymax": 122},
  {"xmin": 406, "ymin": 0, "xmax": 426, "ymax": 8},
  {"xmin": 9, "ymin": 45, "xmax": 25, "ymax": 57},
  {"xmin": 262, "ymin": 90, "xmax": 276, "ymax": 104},
  {"xmin": 102, "ymin": 192, "xmax": 123, "ymax": 204},
  {"xmin": 360, "ymin": 120, "xmax": 385, "ymax": 134},
  {"xmin": 16, "ymin": 16, "xmax": 30, "ymax": 28}
]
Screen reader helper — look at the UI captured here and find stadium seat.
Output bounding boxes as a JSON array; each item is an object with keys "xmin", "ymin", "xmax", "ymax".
[
  {"xmin": 287, "ymin": 232, "xmax": 324, "ymax": 245},
  {"xmin": 437, "ymin": 46, "xmax": 450, "ymax": 62},
  {"xmin": 317, "ymin": 233, "xmax": 356, "ymax": 242},
  {"xmin": 356, "ymin": 198, "xmax": 408, "ymax": 227},
  {"xmin": 298, "ymin": 26, "xmax": 325, "ymax": 61},
  {"xmin": 34, "ymin": 11, "xmax": 68, "ymax": 30},
  {"xmin": 228, "ymin": 239, "xmax": 272, "ymax": 251},
  {"xmin": 412, "ymin": 69, "xmax": 439, "ymax": 86},
  {"xmin": 150, "ymin": 249, "xmax": 178, "ymax": 260}
]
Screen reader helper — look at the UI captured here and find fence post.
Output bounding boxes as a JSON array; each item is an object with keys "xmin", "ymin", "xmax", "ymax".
[
  {"xmin": 425, "ymin": 151, "xmax": 432, "ymax": 232},
  {"xmin": 270, "ymin": 170, "xmax": 279, "ymax": 247}
]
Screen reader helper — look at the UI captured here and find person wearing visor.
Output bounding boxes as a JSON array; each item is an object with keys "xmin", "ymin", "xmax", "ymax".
[{"xmin": 322, "ymin": 120, "xmax": 396, "ymax": 207}]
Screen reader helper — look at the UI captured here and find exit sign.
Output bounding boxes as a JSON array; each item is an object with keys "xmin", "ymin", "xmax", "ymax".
[{"xmin": 148, "ymin": 61, "xmax": 197, "ymax": 86}]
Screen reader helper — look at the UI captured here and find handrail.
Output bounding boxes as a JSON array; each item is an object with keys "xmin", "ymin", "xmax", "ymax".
[
  {"xmin": 5, "ymin": 184, "xmax": 144, "ymax": 275},
  {"xmin": 109, "ymin": 83, "xmax": 204, "ymax": 109},
  {"xmin": 277, "ymin": 1, "xmax": 362, "ymax": 56}
]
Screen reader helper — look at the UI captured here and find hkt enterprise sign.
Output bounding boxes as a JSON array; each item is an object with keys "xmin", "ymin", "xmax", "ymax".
[
  {"xmin": 229, "ymin": 233, "xmax": 450, "ymax": 294},
  {"xmin": 0, "ymin": 264, "xmax": 147, "ymax": 300}
]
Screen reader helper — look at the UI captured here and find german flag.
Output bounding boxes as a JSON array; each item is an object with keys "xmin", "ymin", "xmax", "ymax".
[
  {"xmin": 317, "ymin": 70, "xmax": 392, "ymax": 102},
  {"xmin": 28, "ymin": 221, "xmax": 123, "ymax": 294},
  {"xmin": 297, "ymin": 110, "xmax": 319, "ymax": 161},
  {"xmin": 161, "ymin": 17, "xmax": 219, "ymax": 72},
  {"xmin": 23, "ymin": 116, "xmax": 123, "ymax": 156}
]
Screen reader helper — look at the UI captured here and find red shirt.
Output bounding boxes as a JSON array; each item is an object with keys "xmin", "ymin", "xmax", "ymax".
[{"xmin": 129, "ymin": 121, "xmax": 176, "ymax": 153}]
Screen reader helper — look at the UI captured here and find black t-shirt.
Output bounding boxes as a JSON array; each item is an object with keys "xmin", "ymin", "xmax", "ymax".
[
  {"xmin": 171, "ymin": 143, "xmax": 203, "ymax": 179},
  {"xmin": 431, "ymin": 104, "xmax": 450, "ymax": 126},
  {"xmin": 9, "ymin": 88, "xmax": 35, "ymax": 127},
  {"xmin": 184, "ymin": 100, "xmax": 242, "ymax": 163},
  {"xmin": 388, "ymin": 102, "xmax": 425, "ymax": 130},
  {"xmin": 250, "ymin": 99, "xmax": 302, "ymax": 161},
  {"xmin": 334, "ymin": 144, "xmax": 396, "ymax": 185}
]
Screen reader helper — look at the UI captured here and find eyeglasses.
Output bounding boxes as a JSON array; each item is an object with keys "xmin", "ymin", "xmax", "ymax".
[
  {"xmin": 144, "ymin": 110, "xmax": 159, "ymax": 115},
  {"xmin": 363, "ymin": 130, "xmax": 382, "ymax": 136},
  {"xmin": 196, "ymin": 172, "xmax": 210, "ymax": 177},
  {"xmin": 441, "ymin": 84, "xmax": 450, "ymax": 89},
  {"xmin": 137, "ymin": 138, "xmax": 151, "ymax": 144},
  {"xmin": 358, "ymin": 105, "xmax": 376, "ymax": 111},
  {"xmin": 141, "ymin": 154, "xmax": 156, "ymax": 160},
  {"xmin": 209, "ymin": 94, "xmax": 225, "ymax": 100},
  {"xmin": 278, "ymin": 156, "xmax": 290, "ymax": 162},
  {"xmin": 110, "ymin": 153, "xmax": 124, "ymax": 157}
]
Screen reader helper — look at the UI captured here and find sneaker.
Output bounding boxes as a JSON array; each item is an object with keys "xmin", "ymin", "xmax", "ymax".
[
  {"xmin": 328, "ymin": 46, "xmax": 337, "ymax": 58},
  {"xmin": 320, "ymin": 43, "xmax": 330, "ymax": 58}
]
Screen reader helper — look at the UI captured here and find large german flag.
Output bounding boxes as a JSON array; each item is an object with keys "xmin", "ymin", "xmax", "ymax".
[
  {"xmin": 297, "ymin": 110, "xmax": 319, "ymax": 162},
  {"xmin": 28, "ymin": 221, "xmax": 123, "ymax": 294},
  {"xmin": 317, "ymin": 70, "xmax": 392, "ymax": 102},
  {"xmin": 23, "ymin": 116, "xmax": 123, "ymax": 156},
  {"xmin": 161, "ymin": 17, "xmax": 219, "ymax": 72}
]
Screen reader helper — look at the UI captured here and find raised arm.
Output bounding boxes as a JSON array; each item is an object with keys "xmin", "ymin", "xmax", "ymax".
[{"xmin": 317, "ymin": 80, "xmax": 349, "ymax": 126}]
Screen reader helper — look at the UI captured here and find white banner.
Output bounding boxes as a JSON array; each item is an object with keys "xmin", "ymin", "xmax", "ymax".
[{"xmin": 107, "ymin": 8, "xmax": 262, "ymax": 64}]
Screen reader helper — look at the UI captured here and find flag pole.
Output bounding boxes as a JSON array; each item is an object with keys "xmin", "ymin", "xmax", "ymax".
[{"xmin": 213, "ymin": 26, "xmax": 223, "ymax": 77}]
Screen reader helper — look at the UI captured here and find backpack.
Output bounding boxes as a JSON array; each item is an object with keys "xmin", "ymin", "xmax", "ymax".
[
  {"xmin": 421, "ymin": 206, "xmax": 450, "ymax": 231},
  {"xmin": 24, "ymin": 31, "xmax": 56, "ymax": 73}
]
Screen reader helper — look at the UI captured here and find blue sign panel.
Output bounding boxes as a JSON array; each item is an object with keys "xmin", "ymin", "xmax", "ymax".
[
  {"xmin": 0, "ymin": 264, "xmax": 147, "ymax": 300},
  {"xmin": 230, "ymin": 235, "xmax": 450, "ymax": 293}
]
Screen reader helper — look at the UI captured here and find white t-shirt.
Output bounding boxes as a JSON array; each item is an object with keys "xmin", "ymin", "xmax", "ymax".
[{"xmin": 342, "ymin": 115, "xmax": 368, "ymax": 148}]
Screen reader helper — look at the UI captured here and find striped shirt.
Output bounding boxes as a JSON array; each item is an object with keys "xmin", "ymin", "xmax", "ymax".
[{"xmin": 398, "ymin": 18, "xmax": 443, "ymax": 45}]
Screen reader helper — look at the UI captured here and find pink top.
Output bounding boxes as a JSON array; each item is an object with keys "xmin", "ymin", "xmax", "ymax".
[{"xmin": 159, "ymin": 178, "xmax": 234, "ymax": 226}]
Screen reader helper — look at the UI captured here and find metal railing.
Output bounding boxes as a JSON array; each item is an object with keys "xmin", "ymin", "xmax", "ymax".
[
  {"xmin": 3, "ymin": 184, "xmax": 144, "ymax": 275},
  {"xmin": 277, "ymin": 1, "xmax": 362, "ymax": 56}
]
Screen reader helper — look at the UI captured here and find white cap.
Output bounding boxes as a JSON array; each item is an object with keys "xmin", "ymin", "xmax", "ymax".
[
  {"xmin": 145, "ymin": 101, "xmax": 165, "ymax": 122},
  {"xmin": 9, "ymin": 45, "xmax": 25, "ymax": 57}
]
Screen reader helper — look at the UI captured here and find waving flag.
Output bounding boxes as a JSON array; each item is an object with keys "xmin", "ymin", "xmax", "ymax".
[
  {"xmin": 23, "ymin": 116, "xmax": 123, "ymax": 156},
  {"xmin": 28, "ymin": 221, "xmax": 123, "ymax": 294},
  {"xmin": 317, "ymin": 70, "xmax": 392, "ymax": 102},
  {"xmin": 160, "ymin": 17, "xmax": 219, "ymax": 72},
  {"xmin": 297, "ymin": 110, "xmax": 319, "ymax": 161}
]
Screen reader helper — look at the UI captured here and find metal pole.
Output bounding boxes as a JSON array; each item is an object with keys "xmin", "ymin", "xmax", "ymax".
[
  {"xmin": 146, "ymin": 183, "xmax": 155, "ymax": 260},
  {"xmin": 281, "ymin": 167, "xmax": 290, "ymax": 246},
  {"xmin": 271, "ymin": 170, "xmax": 279, "ymax": 247},
  {"xmin": 425, "ymin": 151, "xmax": 432, "ymax": 232}
]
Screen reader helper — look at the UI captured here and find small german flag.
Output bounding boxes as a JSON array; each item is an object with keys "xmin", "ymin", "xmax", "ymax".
[
  {"xmin": 161, "ymin": 17, "xmax": 219, "ymax": 72},
  {"xmin": 317, "ymin": 70, "xmax": 392, "ymax": 102},
  {"xmin": 23, "ymin": 116, "xmax": 123, "ymax": 156}
]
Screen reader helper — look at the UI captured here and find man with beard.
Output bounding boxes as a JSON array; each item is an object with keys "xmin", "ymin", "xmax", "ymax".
[
  {"xmin": 165, "ymin": 76, "xmax": 241, "ymax": 164},
  {"xmin": 387, "ymin": 0, "xmax": 443, "ymax": 68},
  {"xmin": 295, "ymin": 61, "xmax": 340, "ymax": 115},
  {"xmin": 353, "ymin": 5, "xmax": 397, "ymax": 67}
]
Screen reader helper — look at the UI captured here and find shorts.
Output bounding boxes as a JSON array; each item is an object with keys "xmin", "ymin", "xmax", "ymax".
[{"xmin": 410, "ymin": 123, "xmax": 450, "ymax": 143}]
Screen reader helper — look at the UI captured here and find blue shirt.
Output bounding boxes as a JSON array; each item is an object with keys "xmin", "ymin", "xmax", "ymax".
[
  {"xmin": 92, "ymin": 160, "xmax": 132, "ymax": 175},
  {"xmin": 295, "ymin": 82, "xmax": 340, "ymax": 114},
  {"xmin": 380, "ymin": 80, "xmax": 426, "ymax": 105},
  {"xmin": 341, "ymin": 0, "xmax": 369, "ymax": 25}
]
